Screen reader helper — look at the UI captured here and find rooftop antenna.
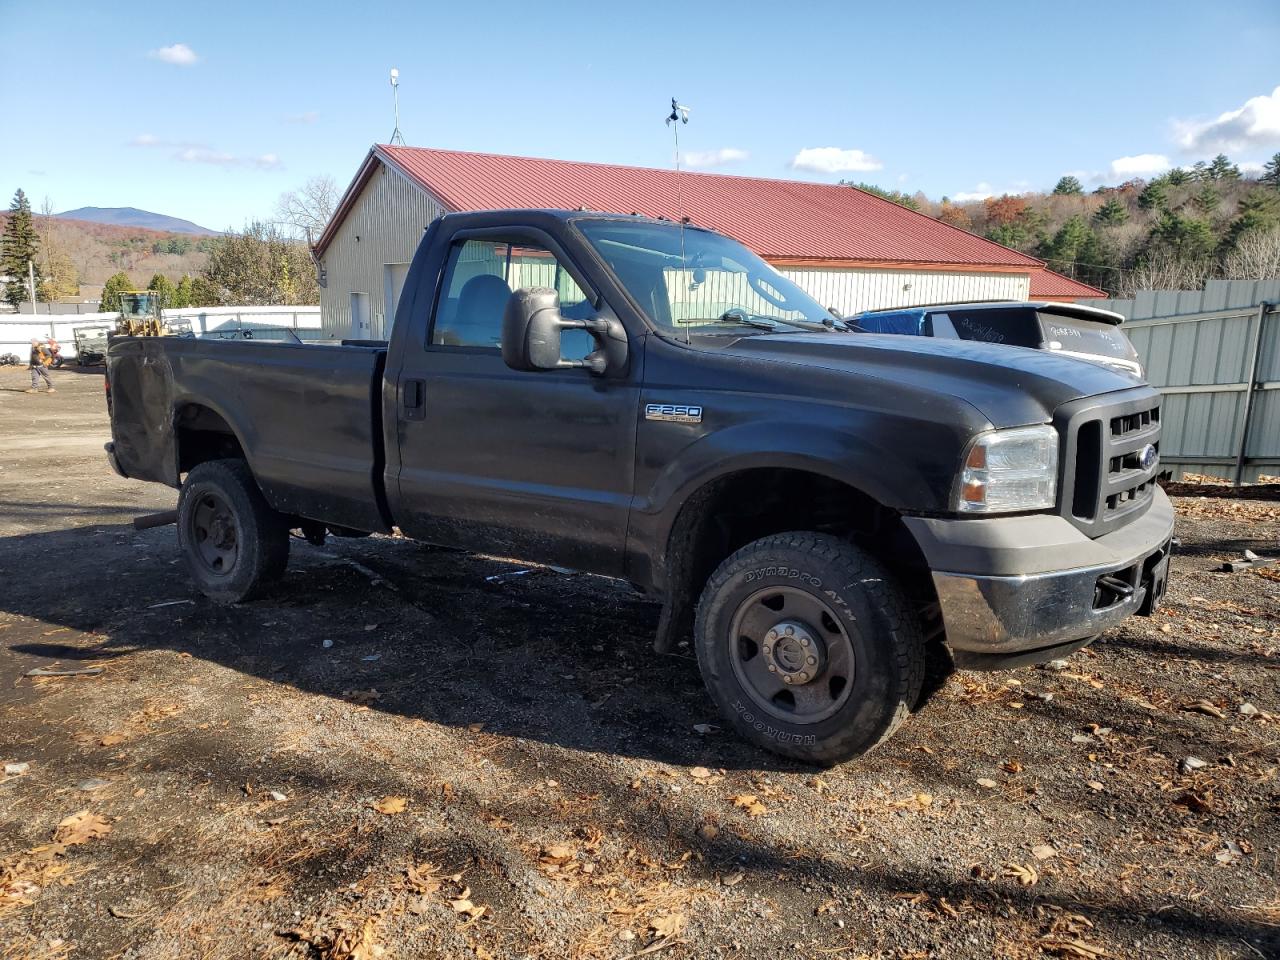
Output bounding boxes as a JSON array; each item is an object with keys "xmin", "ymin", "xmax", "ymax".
[
  {"xmin": 388, "ymin": 68, "xmax": 405, "ymax": 145},
  {"xmin": 666, "ymin": 97, "xmax": 691, "ymax": 343}
]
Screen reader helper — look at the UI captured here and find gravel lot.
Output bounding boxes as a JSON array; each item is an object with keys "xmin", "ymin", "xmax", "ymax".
[{"xmin": 1, "ymin": 365, "xmax": 1278, "ymax": 960}]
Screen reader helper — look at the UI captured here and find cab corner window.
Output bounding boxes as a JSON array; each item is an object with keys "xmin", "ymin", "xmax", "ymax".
[{"xmin": 431, "ymin": 239, "xmax": 589, "ymax": 351}]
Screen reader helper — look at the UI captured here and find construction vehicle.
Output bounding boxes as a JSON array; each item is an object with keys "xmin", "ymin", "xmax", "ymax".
[{"xmin": 113, "ymin": 292, "xmax": 193, "ymax": 338}]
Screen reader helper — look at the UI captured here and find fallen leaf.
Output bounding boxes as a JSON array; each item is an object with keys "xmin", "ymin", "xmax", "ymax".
[
  {"xmin": 729, "ymin": 793, "xmax": 767, "ymax": 817},
  {"xmin": 976, "ymin": 778, "xmax": 998, "ymax": 789},
  {"xmin": 450, "ymin": 887, "xmax": 487, "ymax": 920},
  {"xmin": 54, "ymin": 810, "xmax": 112, "ymax": 845},
  {"xmin": 373, "ymin": 796, "xmax": 407, "ymax": 815},
  {"xmin": 1086, "ymin": 781, "xmax": 1105, "ymax": 792},
  {"xmin": 1002, "ymin": 861, "xmax": 1039, "ymax": 886},
  {"xmin": 539, "ymin": 843, "xmax": 576, "ymax": 865},
  {"xmin": 1001, "ymin": 760, "xmax": 1023, "ymax": 774},
  {"xmin": 1037, "ymin": 936, "xmax": 1108, "ymax": 958},
  {"xmin": 1180, "ymin": 699, "xmax": 1225, "ymax": 719},
  {"xmin": 99, "ymin": 733, "xmax": 127, "ymax": 747},
  {"xmin": 650, "ymin": 912, "xmax": 686, "ymax": 938},
  {"xmin": 689, "ymin": 766, "xmax": 712, "ymax": 779},
  {"xmin": 1032, "ymin": 844, "xmax": 1057, "ymax": 861}
]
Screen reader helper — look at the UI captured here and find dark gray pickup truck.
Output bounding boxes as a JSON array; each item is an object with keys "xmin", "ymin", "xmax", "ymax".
[{"xmin": 105, "ymin": 209, "xmax": 1173, "ymax": 763}]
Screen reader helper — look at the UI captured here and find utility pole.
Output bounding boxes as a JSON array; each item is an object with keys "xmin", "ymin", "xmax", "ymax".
[{"xmin": 28, "ymin": 260, "xmax": 36, "ymax": 314}]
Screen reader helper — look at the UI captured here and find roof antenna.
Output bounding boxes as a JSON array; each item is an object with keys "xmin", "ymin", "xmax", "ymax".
[
  {"xmin": 388, "ymin": 68, "xmax": 405, "ymax": 145},
  {"xmin": 666, "ymin": 97, "xmax": 691, "ymax": 343}
]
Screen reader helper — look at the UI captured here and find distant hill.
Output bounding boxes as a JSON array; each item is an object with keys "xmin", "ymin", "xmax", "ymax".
[{"xmin": 55, "ymin": 206, "xmax": 219, "ymax": 236}]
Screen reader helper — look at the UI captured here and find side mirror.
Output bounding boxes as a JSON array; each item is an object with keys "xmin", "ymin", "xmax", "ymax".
[{"xmin": 501, "ymin": 287, "xmax": 626, "ymax": 376}]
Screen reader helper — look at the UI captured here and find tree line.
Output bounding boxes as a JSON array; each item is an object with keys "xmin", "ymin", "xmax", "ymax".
[
  {"xmin": 2, "ymin": 176, "xmax": 337, "ymax": 310},
  {"xmin": 849, "ymin": 152, "xmax": 1280, "ymax": 296}
]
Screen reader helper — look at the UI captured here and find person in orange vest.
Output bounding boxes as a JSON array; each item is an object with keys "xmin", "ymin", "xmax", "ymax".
[{"xmin": 26, "ymin": 338, "xmax": 56, "ymax": 393}]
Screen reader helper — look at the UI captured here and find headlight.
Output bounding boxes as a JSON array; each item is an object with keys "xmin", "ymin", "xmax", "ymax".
[{"xmin": 954, "ymin": 425, "xmax": 1058, "ymax": 513}]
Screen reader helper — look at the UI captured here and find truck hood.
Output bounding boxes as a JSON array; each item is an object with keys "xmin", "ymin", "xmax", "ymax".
[{"xmin": 722, "ymin": 331, "xmax": 1146, "ymax": 427}]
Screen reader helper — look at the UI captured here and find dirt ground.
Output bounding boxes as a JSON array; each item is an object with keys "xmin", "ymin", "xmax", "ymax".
[{"xmin": 1, "ymin": 365, "xmax": 1278, "ymax": 960}]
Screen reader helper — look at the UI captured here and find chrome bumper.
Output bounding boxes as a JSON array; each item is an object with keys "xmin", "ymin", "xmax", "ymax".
[{"xmin": 908, "ymin": 489, "xmax": 1176, "ymax": 668}]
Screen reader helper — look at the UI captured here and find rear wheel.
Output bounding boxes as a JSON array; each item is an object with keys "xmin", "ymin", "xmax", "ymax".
[
  {"xmin": 177, "ymin": 459, "xmax": 289, "ymax": 603},
  {"xmin": 694, "ymin": 532, "xmax": 924, "ymax": 765}
]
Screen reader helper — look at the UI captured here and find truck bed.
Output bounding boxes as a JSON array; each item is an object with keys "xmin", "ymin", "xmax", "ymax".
[{"xmin": 107, "ymin": 336, "xmax": 390, "ymax": 533}]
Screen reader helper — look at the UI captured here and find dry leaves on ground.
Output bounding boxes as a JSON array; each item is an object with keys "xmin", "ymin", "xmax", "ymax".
[
  {"xmin": 1002, "ymin": 862, "xmax": 1039, "ymax": 886},
  {"xmin": 728, "ymin": 794, "xmax": 767, "ymax": 817},
  {"xmin": 372, "ymin": 796, "xmax": 407, "ymax": 815}
]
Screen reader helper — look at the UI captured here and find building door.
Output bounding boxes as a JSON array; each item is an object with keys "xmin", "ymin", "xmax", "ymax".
[
  {"xmin": 384, "ymin": 263, "xmax": 411, "ymax": 336},
  {"xmin": 350, "ymin": 292, "xmax": 370, "ymax": 338}
]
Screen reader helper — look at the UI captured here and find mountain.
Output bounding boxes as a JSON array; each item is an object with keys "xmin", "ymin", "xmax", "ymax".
[{"xmin": 55, "ymin": 206, "xmax": 220, "ymax": 236}]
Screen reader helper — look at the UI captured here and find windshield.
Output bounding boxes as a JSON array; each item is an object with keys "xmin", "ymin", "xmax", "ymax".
[{"xmin": 576, "ymin": 219, "xmax": 838, "ymax": 334}]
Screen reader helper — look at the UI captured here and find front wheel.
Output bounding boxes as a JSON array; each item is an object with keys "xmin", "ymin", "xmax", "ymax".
[
  {"xmin": 177, "ymin": 459, "xmax": 289, "ymax": 603},
  {"xmin": 694, "ymin": 532, "xmax": 925, "ymax": 765}
]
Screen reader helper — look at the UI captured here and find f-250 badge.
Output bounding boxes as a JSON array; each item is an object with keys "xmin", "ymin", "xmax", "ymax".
[{"xmin": 645, "ymin": 403, "xmax": 703, "ymax": 424}]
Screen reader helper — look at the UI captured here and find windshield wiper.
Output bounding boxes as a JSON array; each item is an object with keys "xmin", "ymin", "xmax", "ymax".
[{"xmin": 719, "ymin": 308, "xmax": 852, "ymax": 334}]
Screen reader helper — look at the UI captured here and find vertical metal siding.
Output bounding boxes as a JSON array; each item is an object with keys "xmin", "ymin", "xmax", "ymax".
[
  {"xmin": 320, "ymin": 164, "xmax": 444, "ymax": 339},
  {"xmin": 1082, "ymin": 279, "xmax": 1280, "ymax": 482},
  {"xmin": 774, "ymin": 266, "xmax": 1029, "ymax": 315}
]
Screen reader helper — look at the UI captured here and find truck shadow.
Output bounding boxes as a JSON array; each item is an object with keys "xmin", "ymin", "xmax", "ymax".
[{"xmin": 0, "ymin": 520, "xmax": 805, "ymax": 771}]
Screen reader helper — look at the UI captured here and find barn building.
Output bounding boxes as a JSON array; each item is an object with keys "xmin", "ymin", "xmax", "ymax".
[{"xmin": 313, "ymin": 145, "xmax": 1101, "ymax": 339}]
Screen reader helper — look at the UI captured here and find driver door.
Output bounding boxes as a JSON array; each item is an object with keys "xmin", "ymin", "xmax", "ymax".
[{"xmin": 393, "ymin": 235, "xmax": 640, "ymax": 576}]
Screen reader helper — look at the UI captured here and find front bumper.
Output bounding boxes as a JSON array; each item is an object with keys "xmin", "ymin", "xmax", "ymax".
[{"xmin": 904, "ymin": 488, "xmax": 1175, "ymax": 669}]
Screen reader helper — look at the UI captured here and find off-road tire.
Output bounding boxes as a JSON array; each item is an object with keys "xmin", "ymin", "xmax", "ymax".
[
  {"xmin": 694, "ymin": 532, "xmax": 925, "ymax": 765},
  {"xmin": 177, "ymin": 459, "xmax": 289, "ymax": 603}
]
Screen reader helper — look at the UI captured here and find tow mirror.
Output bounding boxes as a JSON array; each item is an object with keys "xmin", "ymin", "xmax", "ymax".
[{"xmin": 501, "ymin": 287, "xmax": 626, "ymax": 376}]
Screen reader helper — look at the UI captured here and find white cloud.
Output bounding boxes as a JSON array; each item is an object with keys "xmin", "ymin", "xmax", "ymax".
[
  {"xmin": 790, "ymin": 147, "xmax": 882, "ymax": 174},
  {"xmin": 149, "ymin": 42, "xmax": 199, "ymax": 66},
  {"xmin": 131, "ymin": 134, "xmax": 282, "ymax": 171},
  {"xmin": 683, "ymin": 147, "xmax": 748, "ymax": 169},
  {"xmin": 1108, "ymin": 153, "xmax": 1171, "ymax": 178},
  {"xmin": 285, "ymin": 111, "xmax": 320, "ymax": 125},
  {"xmin": 1240, "ymin": 160, "xmax": 1266, "ymax": 177},
  {"xmin": 952, "ymin": 183, "xmax": 994, "ymax": 203},
  {"xmin": 1176, "ymin": 85, "xmax": 1280, "ymax": 153},
  {"xmin": 896, "ymin": 173, "xmax": 910, "ymax": 184}
]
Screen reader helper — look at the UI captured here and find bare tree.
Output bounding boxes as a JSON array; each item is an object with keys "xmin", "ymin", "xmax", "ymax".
[
  {"xmin": 1116, "ymin": 250, "xmax": 1215, "ymax": 298},
  {"xmin": 274, "ymin": 176, "xmax": 340, "ymax": 243},
  {"xmin": 1222, "ymin": 227, "xmax": 1280, "ymax": 281}
]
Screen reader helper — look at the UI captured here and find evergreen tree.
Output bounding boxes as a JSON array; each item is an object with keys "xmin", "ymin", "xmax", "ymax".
[
  {"xmin": 1, "ymin": 189, "xmax": 40, "ymax": 308},
  {"xmin": 1207, "ymin": 154, "xmax": 1240, "ymax": 182},
  {"xmin": 1191, "ymin": 160, "xmax": 1209, "ymax": 182},
  {"xmin": 1222, "ymin": 191, "xmax": 1280, "ymax": 250},
  {"xmin": 1038, "ymin": 216, "xmax": 1093, "ymax": 275},
  {"xmin": 1261, "ymin": 153, "xmax": 1280, "ymax": 188},
  {"xmin": 147, "ymin": 273, "xmax": 177, "ymax": 310},
  {"xmin": 1149, "ymin": 211, "xmax": 1216, "ymax": 262},
  {"xmin": 1137, "ymin": 180, "xmax": 1168, "ymax": 211},
  {"xmin": 1192, "ymin": 184, "xmax": 1220, "ymax": 216},
  {"xmin": 1165, "ymin": 167, "xmax": 1190, "ymax": 186},
  {"xmin": 173, "ymin": 274, "xmax": 194, "ymax": 308},
  {"xmin": 99, "ymin": 271, "xmax": 134, "ymax": 313},
  {"xmin": 1052, "ymin": 175, "xmax": 1084, "ymax": 196},
  {"xmin": 1093, "ymin": 196, "xmax": 1129, "ymax": 226}
]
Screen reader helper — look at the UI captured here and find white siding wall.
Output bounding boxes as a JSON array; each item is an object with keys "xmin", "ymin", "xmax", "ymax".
[
  {"xmin": 319, "ymin": 169, "xmax": 1031, "ymax": 337},
  {"xmin": 775, "ymin": 266, "xmax": 1030, "ymax": 316},
  {"xmin": 320, "ymin": 164, "xmax": 444, "ymax": 339}
]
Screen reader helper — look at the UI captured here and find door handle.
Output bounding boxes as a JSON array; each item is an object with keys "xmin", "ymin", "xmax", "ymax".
[{"xmin": 402, "ymin": 379, "xmax": 425, "ymax": 421}]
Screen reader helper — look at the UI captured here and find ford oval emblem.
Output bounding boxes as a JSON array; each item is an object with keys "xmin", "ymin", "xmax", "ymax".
[{"xmin": 1139, "ymin": 444, "xmax": 1158, "ymax": 471}]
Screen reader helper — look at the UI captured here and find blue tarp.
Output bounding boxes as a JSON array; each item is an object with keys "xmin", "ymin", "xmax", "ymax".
[{"xmin": 854, "ymin": 309, "xmax": 929, "ymax": 337}]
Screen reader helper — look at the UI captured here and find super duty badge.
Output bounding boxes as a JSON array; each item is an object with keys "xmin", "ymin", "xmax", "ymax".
[{"xmin": 645, "ymin": 403, "xmax": 703, "ymax": 424}]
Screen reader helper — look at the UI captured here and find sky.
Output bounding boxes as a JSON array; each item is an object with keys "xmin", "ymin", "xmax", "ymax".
[{"xmin": 2, "ymin": 0, "xmax": 1279, "ymax": 232}]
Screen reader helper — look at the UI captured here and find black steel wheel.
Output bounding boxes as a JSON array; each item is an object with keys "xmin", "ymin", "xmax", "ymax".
[
  {"xmin": 729, "ymin": 585, "xmax": 856, "ymax": 725},
  {"xmin": 177, "ymin": 459, "xmax": 289, "ymax": 603},
  {"xmin": 694, "ymin": 532, "xmax": 925, "ymax": 765}
]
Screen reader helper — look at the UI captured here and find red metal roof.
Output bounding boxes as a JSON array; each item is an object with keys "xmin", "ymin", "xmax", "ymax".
[
  {"xmin": 1029, "ymin": 269, "xmax": 1106, "ymax": 300},
  {"xmin": 349, "ymin": 145, "xmax": 1042, "ymax": 269}
]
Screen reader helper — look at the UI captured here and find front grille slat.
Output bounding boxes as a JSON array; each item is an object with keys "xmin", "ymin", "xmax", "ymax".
[{"xmin": 1062, "ymin": 389, "xmax": 1162, "ymax": 537}]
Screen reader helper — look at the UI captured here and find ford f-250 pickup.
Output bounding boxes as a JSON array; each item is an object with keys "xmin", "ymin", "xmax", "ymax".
[{"xmin": 104, "ymin": 209, "xmax": 1174, "ymax": 764}]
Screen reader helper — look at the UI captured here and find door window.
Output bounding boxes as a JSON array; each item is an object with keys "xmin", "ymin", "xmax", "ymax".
[{"xmin": 431, "ymin": 239, "xmax": 589, "ymax": 350}]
